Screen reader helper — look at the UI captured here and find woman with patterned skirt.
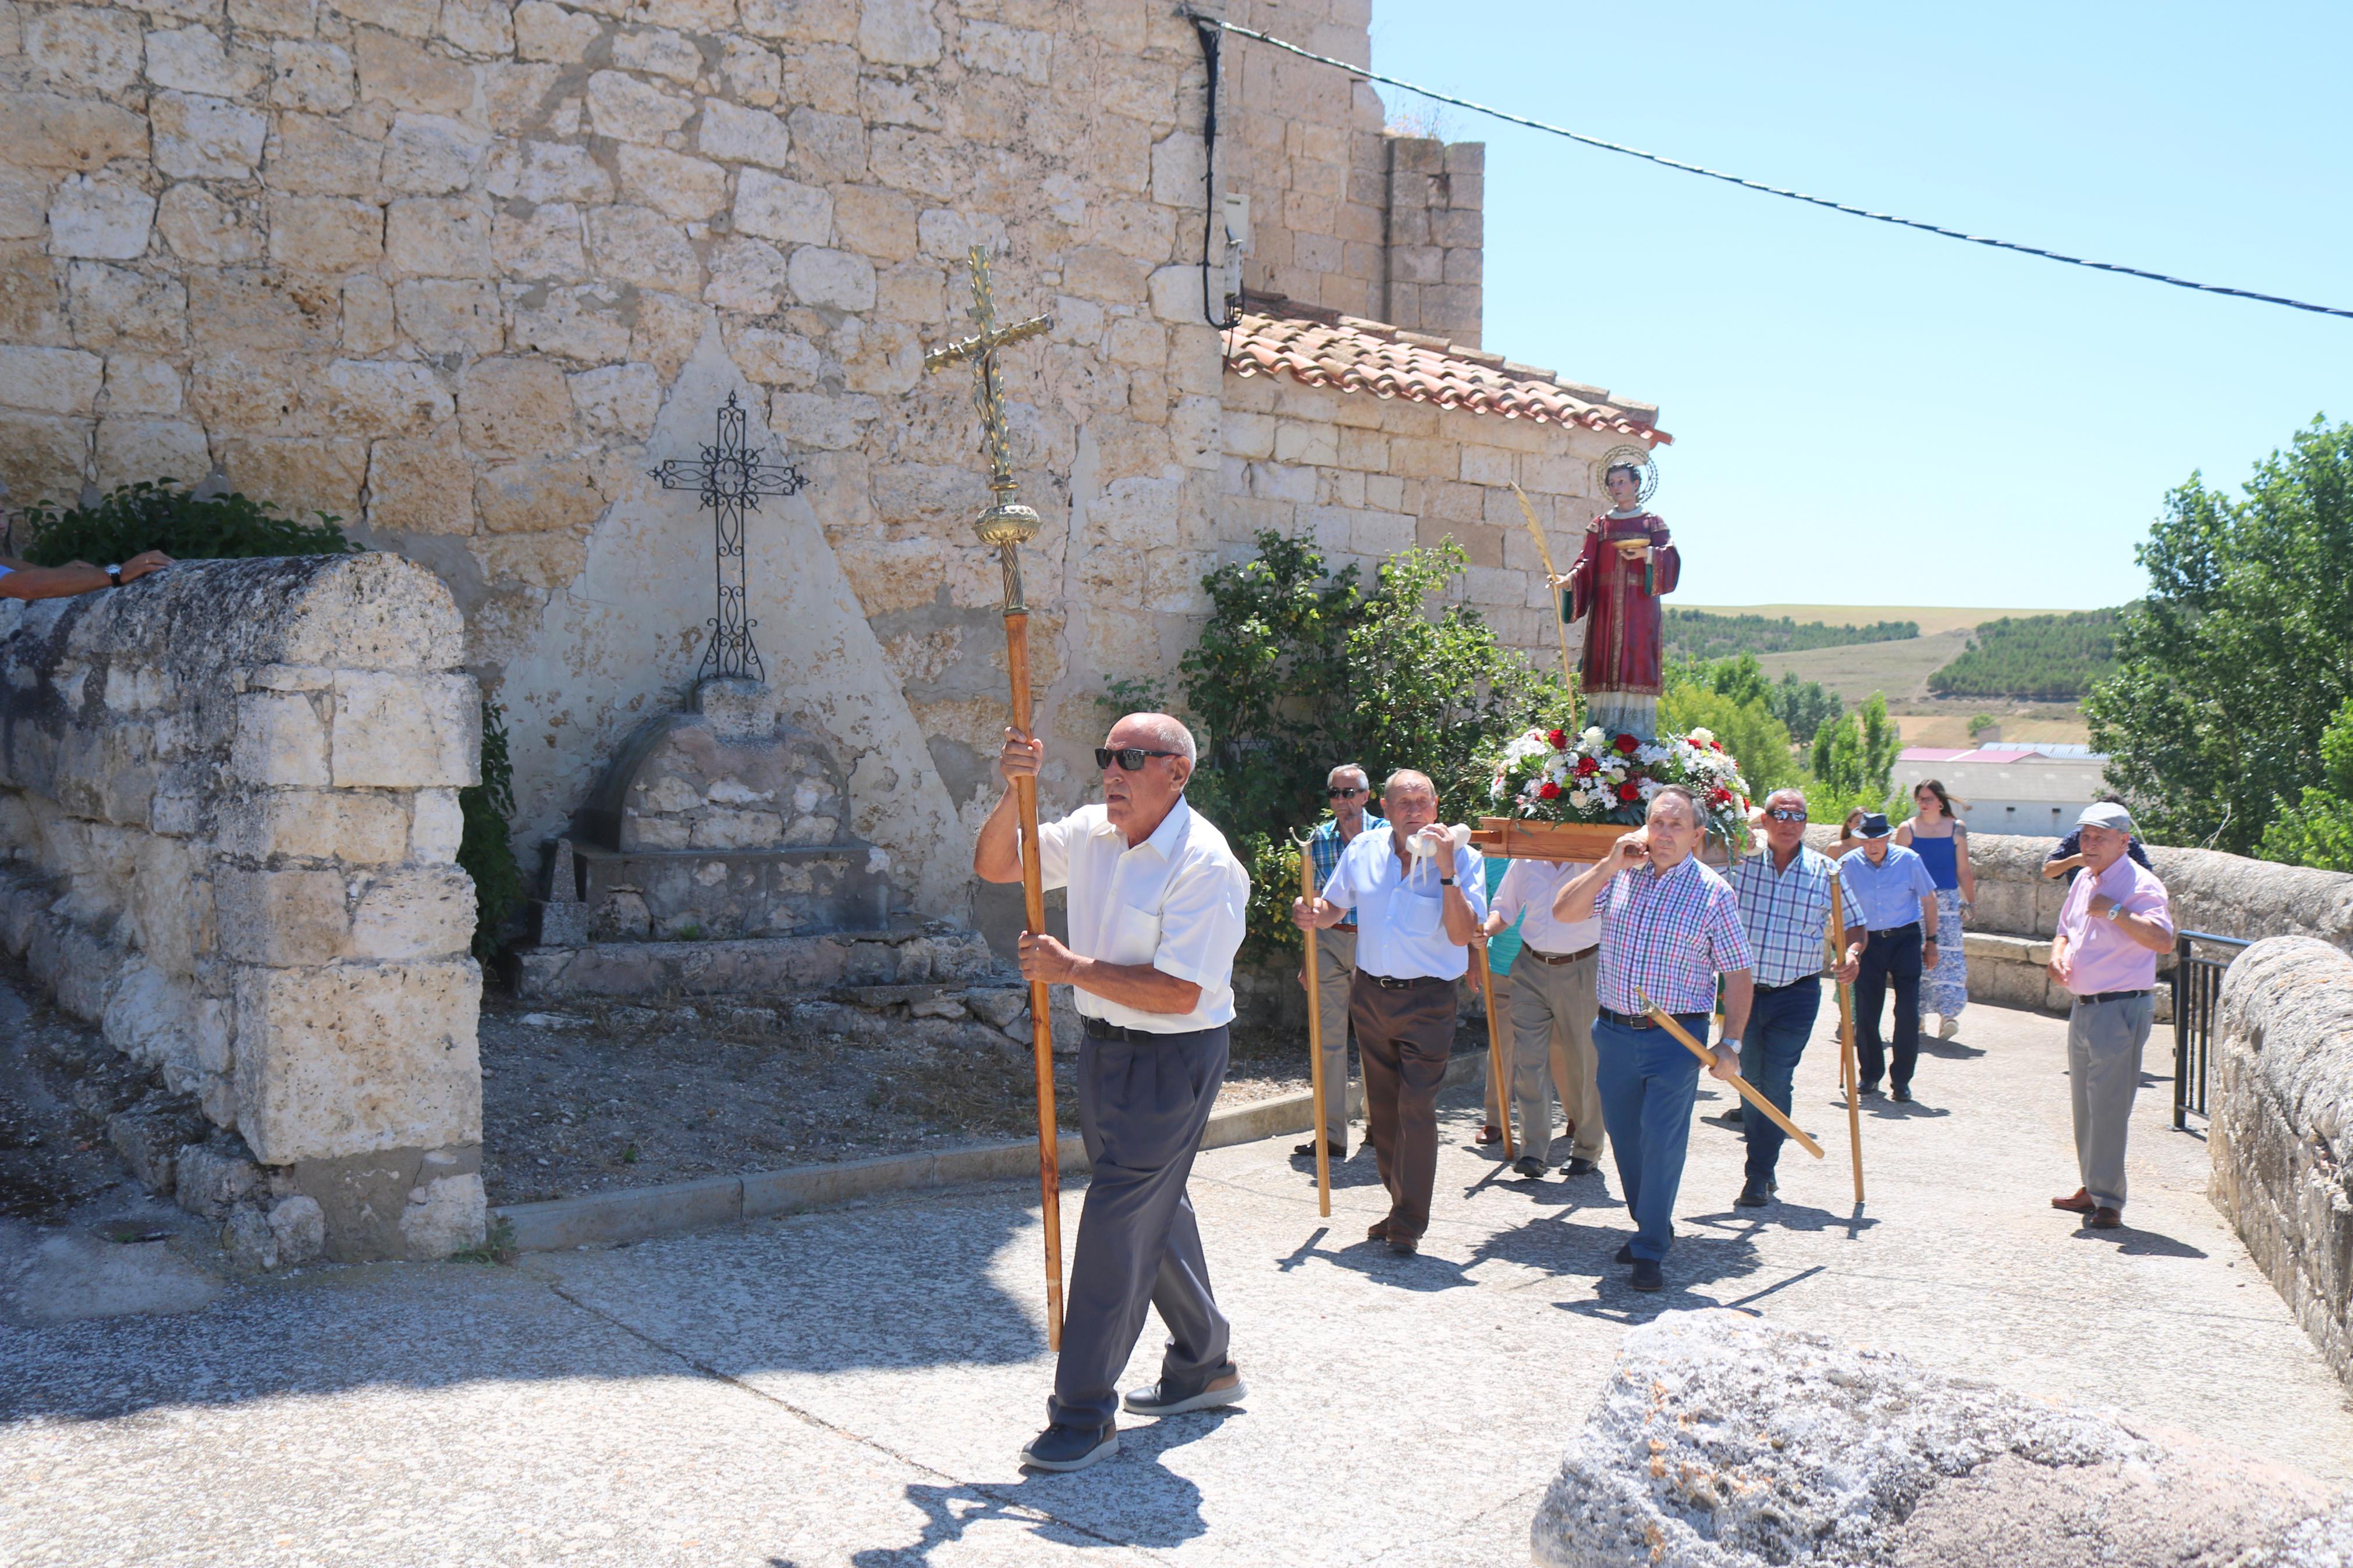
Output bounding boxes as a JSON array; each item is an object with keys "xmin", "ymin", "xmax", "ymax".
[{"xmin": 1897, "ymin": 780, "xmax": 1975, "ymax": 1037}]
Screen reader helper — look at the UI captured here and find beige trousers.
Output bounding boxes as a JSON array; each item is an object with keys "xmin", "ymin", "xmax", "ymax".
[
  {"xmin": 1505, "ymin": 950, "xmax": 1602, "ymax": 1164},
  {"xmin": 1310, "ymin": 927, "xmax": 1358, "ymax": 1146}
]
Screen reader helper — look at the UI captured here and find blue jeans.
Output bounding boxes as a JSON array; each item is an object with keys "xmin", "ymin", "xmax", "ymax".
[
  {"xmin": 1741, "ymin": 979, "xmax": 1822, "ymax": 1185},
  {"xmin": 1593, "ymin": 1011, "xmax": 1709, "ymax": 1263}
]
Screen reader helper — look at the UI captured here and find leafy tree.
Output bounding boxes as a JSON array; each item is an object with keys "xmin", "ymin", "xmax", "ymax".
[
  {"xmin": 1967, "ymin": 713, "xmax": 1999, "ymax": 739},
  {"xmin": 1660, "ymin": 654, "xmax": 1801, "ymax": 795},
  {"xmin": 12, "ymin": 478, "xmax": 361, "ymax": 565},
  {"xmin": 462, "ymin": 703, "xmax": 523, "ymax": 961},
  {"xmin": 2086, "ymin": 418, "xmax": 2353, "ymax": 852},
  {"xmin": 1807, "ymin": 692, "xmax": 1904, "ymax": 821},
  {"xmin": 1928, "ymin": 609, "xmax": 2120, "ymax": 701},
  {"xmin": 1177, "ymin": 530, "xmax": 1570, "ymax": 958},
  {"xmin": 2259, "ymin": 695, "xmax": 2353, "ymax": 872},
  {"xmin": 1771, "ymin": 670, "xmax": 1844, "ymax": 745}
]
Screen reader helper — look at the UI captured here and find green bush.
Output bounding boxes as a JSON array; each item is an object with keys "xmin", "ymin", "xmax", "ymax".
[
  {"xmin": 12, "ymin": 479, "xmax": 363, "ymax": 566},
  {"xmin": 1805, "ymin": 692, "xmax": 1906, "ymax": 823},
  {"xmin": 1175, "ymin": 530, "xmax": 1571, "ymax": 959},
  {"xmin": 460, "ymin": 701, "xmax": 523, "ymax": 962}
]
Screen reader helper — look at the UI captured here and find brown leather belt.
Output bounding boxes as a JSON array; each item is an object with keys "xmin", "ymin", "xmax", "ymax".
[
  {"xmin": 1520, "ymin": 943, "xmax": 1598, "ymax": 966},
  {"xmin": 1331, "ymin": 922, "xmax": 1358, "ymax": 933}
]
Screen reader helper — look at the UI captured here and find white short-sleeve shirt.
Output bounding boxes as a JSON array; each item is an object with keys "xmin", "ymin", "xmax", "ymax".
[
  {"xmin": 1319, "ymin": 827, "xmax": 1488, "ymax": 983},
  {"xmin": 1030, "ymin": 795, "xmax": 1250, "ymax": 1034}
]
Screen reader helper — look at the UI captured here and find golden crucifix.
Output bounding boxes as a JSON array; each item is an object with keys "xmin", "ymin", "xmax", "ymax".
[
  {"xmin": 922, "ymin": 246, "xmax": 1067, "ymax": 1348},
  {"xmin": 922, "ymin": 246, "xmax": 1055, "ymax": 613}
]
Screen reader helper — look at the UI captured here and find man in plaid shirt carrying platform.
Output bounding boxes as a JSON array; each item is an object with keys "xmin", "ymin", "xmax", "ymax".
[
  {"xmin": 1555, "ymin": 785, "xmax": 1754, "ymax": 1292},
  {"xmin": 1724, "ymin": 788, "xmax": 1857, "ymax": 1213}
]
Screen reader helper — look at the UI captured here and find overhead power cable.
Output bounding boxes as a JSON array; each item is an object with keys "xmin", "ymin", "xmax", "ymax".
[{"xmin": 1195, "ymin": 15, "xmax": 2353, "ymax": 323}]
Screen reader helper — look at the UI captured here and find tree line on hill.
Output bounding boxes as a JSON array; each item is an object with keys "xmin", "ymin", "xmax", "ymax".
[
  {"xmin": 1926, "ymin": 609, "xmax": 2121, "ymax": 701},
  {"xmin": 1664, "ymin": 608, "xmax": 1918, "ymax": 659}
]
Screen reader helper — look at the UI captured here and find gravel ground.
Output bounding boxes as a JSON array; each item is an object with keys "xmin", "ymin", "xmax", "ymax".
[
  {"xmin": 479, "ymin": 990, "xmax": 1317, "ymax": 1206},
  {"xmin": 0, "ymin": 961, "xmax": 170, "ymax": 1225}
]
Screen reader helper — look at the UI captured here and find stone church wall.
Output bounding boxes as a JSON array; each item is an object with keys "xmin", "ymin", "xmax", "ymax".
[{"xmin": 0, "ymin": 553, "xmax": 485, "ymax": 1263}]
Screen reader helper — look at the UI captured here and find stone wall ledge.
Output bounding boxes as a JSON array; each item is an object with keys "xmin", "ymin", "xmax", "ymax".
[{"xmin": 2211, "ymin": 937, "xmax": 2353, "ymax": 1389}]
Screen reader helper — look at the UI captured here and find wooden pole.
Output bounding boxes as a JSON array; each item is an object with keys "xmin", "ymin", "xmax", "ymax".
[
  {"xmin": 1635, "ymin": 988, "xmax": 1825, "ymax": 1159},
  {"xmin": 1002, "ymin": 613, "xmax": 1064, "ymax": 1350},
  {"xmin": 1294, "ymin": 833, "xmax": 1332, "ymax": 1217},
  {"xmin": 1829, "ymin": 880, "xmax": 1865, "ymax": 1203},
  {"xmin": 1475, "ymin": 944, "xmax": 1516, "ymax": 1161}
]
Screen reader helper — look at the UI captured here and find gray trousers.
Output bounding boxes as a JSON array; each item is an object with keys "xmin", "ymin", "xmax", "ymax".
[
  {"xmin": 2068, "ymin": 993, "xmax": 2153, "ymax": 1211},
  {"xmin": 1507, "ymin": 950, "xmax": 1602, "ymax": 1165},
  {"xmin": 1049, "ymin": 1023, "xmax": 1234, "ymax": 1430},
  {"xmin": 1311, "ymin": 928, "xmax": 1358, "ymax": 1146}
]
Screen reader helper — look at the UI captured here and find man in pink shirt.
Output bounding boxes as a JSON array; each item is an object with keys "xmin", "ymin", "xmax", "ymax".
[{"xmin": 2046, "ymin": 802, "xmax": 2174, "ymax": 1230}]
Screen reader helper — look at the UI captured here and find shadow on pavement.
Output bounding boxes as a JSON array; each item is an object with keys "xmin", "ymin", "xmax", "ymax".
[
  {"xmin": 849, "ymin": 1411, "xmax": 1231, "ymax": 1564},
  {"xmin": 2071, "ymin": 1224, "xmax": 2209, "ymax": 1260}
]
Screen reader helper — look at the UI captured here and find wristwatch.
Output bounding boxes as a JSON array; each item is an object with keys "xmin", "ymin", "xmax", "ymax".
[
  {"xmin": 2103, "ymin": 905, "xmax": 2124, "ymax": 922},
  {"xmin": 104, "ymin": 563, "xmax": 123, "ymax": 586},
  {"xmin": 1439, "ymin": 876, "xmax": 1454, "ymax": 886}
]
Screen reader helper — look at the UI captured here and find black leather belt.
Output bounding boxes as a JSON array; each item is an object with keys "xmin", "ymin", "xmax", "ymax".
[
  {"xmin": 1755, "ymin": 975, "xmax": 1821, "ymax": 995},
  {"xmin": 1081, "ymin": 1016, "xmax": 1193, "ymax": 1041},
  {"xmin": 1869, "ymin": 922, "xmax": 1921, "ymax": 938},
  {"xmin": 1521, "ymin": 944, "xmax": 1598, "ymax": 966},
  {"xmin": 1598, "ymin": 1006, "xmax": 1657, "ymax": 1029},
  {"xmin": 2077, "ymin": 988, "xmax": 2151, "ymax": 1005},
  {"xmin": 1364, "ymin": 973, "xmax": 1449, "ymax": 990}
]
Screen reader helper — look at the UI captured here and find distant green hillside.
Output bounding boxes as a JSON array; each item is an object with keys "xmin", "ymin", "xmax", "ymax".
[
  {"xmin": 1664, "ymin": 609, "xmax": 1921, "ymax": 660},
  {"xmin": 1928, "ymin": 609, "xmax": 2122, "ymax": 701}
]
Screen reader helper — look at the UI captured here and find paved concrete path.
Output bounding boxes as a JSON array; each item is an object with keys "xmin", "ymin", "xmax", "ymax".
[{"xmin": 4, "ymin": 1003, "xmax": 2347, "ymax": 1566}]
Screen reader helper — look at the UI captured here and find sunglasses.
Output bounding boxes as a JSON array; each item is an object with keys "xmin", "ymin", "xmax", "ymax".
[
  {"xmin": 1766, "ymin": 808, "xmax": 1808, "ymax": 823},
  {"xmin": 1096, "ymin": 746, "xmax": 1182, "ymax": 771},
  {"xmin": 1328, "ymin": 786, "xmax": 1367, "ymax": 798}
]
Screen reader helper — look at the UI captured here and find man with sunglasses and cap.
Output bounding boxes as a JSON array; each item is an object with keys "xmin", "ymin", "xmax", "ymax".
[
  {"xmin": 1297, "ymin": 763, "xmax": 1383, "ymax": 1163},
  {"xmin": 1725, "ymin": 788, "xmax": 1856, "ymax": 1209},
  {"xmin": 978, "ymin": 712, "xmax": 1251, "ymax": 1474},
  {"xmin": 1836, "ymin": 811, "xmax": 1940, "ymax": 1103},
  {"xmin": 2046, "ymin": 800, "xmax": 2173, "ymax": 1231},
  {"xmin": 1291, "ymin": 768, "xmax": 1486, "ymax": 1257}
]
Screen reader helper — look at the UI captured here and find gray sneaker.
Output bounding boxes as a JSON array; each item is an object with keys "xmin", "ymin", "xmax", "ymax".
[
  {"xmin": 1122, "ymin": 1371, "xmax": 1247, "ymax": 1417},
  {"xmin": 1020, "ymin": 1421, "xmax": 1119, "ymax": 1471}
]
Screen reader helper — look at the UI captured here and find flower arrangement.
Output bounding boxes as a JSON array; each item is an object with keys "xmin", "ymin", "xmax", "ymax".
[{"xmin": 1488, "ymin": 724, "xmax": 1754, "ymax": 848}]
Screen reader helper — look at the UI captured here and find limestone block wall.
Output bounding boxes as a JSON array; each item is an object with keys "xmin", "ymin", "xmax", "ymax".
[
  {"xmin": 2210, "ymin": 937, "xmax": 2353, "ymax": 1389},
  {"xmin": 1380, "ymin": 135, "xmax": 1480, "ymax": 346},
  {"xmin": 0, "ymin": 553, "xmax": 485, "ymax": 1263},
  {"xmin": 1219, "ymin": 369, "xmax": 1631, "ymax": 669}
]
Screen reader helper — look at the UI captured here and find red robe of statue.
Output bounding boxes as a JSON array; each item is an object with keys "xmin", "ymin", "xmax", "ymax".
[{"xmin": 1564, "ymin": 511, "xmax": 1678, "ymax": 702}]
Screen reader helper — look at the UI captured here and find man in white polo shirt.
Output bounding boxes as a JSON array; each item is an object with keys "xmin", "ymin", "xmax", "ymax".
[
  {"xmin": 977, "ymin": 712, "xmax": 1251, "ymax": 1475},
  {"xmin": 1481, "ymin": 855, "xmax": 1604, "ymax": 1179}
]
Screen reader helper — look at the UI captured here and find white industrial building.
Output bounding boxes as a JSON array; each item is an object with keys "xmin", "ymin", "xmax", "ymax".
[{"xmin": 1894, "ymin": 748, "xmax": 2112, "ymax": 837}]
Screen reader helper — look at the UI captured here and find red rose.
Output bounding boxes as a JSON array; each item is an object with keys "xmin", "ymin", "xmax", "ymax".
[
  {"xmin": 1710, "ymin": 786, "xmax": 1731, "ymax": 805},
  {"xmin": 1710, "ymin": 739, "xmax": 1723, "ymax": 751},
  {"xmin": 1617, "ymin": 781, "xmax": 1641, "ymax": 802},
  {"xmin": 1614, "ymin": 733, "xmax": 1639, "ymax": 755},
  {"xmin": 1546, "ymin": 728, "xmax": 1567, "ymax": 748},
  {"xmin": 1538, "ymin": 780, "xmax": 1561, "ymax": 799},
  {"xmin": 1574, "ymin": 755, "xmax": 1599, "ymax": 777}
]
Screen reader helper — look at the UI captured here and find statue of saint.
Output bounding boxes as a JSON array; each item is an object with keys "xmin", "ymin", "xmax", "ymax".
[{"xmin": 1555, "ymin": 452, "xmax": 1678, "ymax": 739}]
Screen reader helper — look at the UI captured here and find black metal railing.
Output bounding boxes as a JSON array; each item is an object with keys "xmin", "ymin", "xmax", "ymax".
[{"xmin": 2171, "ymin": 930, "xmax": 2252, "ymax": 1129}]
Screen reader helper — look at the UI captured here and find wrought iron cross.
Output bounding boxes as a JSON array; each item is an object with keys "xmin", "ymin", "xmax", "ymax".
[
  {"xmin": 648, "ymin": 391, "xmax": 806, "ymax": 684},
  {"xmin": 922, "ymin": 246, "xmax": 1053, "ymax": 612}
]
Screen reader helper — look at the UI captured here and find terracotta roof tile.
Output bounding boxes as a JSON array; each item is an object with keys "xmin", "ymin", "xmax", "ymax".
[{"xmin": 1224, "ymin": 296, "xmax": 1671, "ymax": 444}]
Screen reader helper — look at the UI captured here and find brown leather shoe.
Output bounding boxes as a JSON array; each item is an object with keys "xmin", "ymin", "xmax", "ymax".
[
  {"xmin": 2050, "ymin": 1188, "xmax": 2096, "ymax": 1213},
  {"xmin": 1366, "ymin": 1219, "xmax": 1391, "ymax": 1242},
  {"xmin": 1475, "ymin": 1123, "xmax": 1503, "ymax": 1146},
  {"xmin": 1387, "ymin": 1234, "xmax": 1418, "ymax": 1256},
  {"xmin": 2089, "ymin": 1207, "xmax": 2123, "ymax": 1229}
]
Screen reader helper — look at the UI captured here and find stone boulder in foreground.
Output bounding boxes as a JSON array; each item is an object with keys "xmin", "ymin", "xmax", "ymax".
[{"xmin": 1534, "ymin": 1310, "xmax": 2348, "ymax": 1568}]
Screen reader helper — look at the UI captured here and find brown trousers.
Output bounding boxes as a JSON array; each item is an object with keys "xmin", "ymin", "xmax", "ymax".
[{"xmin": 1350, "ymin": 970, "xmax": 1457, "ymax": 1242}]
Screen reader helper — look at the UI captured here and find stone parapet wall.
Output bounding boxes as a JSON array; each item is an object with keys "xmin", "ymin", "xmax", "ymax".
[
  {"xmin": 0, "ymin": 553, "xmax": 485, "ymax": 1264},
  {"xmin": 2210, "ymin": 937, "xmax": 2353, "ymax": 1389}
]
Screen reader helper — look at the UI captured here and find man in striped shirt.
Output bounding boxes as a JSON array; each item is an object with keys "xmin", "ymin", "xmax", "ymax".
[
  {"xmin": 1724, "ymin": 788, "xmax": 1857, "ymax": 1211},
  {"xmin": 1554, "ymin": 785, "xmax": 1753, "ymax": 1292}
]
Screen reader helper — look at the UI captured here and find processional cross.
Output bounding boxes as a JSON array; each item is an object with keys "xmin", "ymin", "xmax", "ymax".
[
  {"xmin": 647, "ymin": 390, "xmax": 807, "ymax": 684},
  {"xmin": 922, "ymin": 246, "xmax": 1066, "ymax": 1347}
]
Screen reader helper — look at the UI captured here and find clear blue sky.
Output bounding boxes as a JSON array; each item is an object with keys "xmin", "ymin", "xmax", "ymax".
[{"xmin": 1365, "ymin": 3, "xmax": 2351, "ymax": 609}]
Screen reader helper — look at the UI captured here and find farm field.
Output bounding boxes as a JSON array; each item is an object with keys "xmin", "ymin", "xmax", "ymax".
[{"xmin": 1678, "ymin": 604, "xmax": 2086, "ymax": 637}]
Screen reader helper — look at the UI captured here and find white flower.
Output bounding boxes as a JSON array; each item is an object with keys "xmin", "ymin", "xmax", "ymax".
[
  {"xmin": 1687, "ymin": 727, "xmax": 1716, "ymax": 747},
  {"xmin": 1581, "ymin": 726, "xmax": 1606, "ymax": 747}
]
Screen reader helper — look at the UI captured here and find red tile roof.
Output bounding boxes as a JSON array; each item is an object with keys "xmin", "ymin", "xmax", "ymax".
[{"xmin": 1223, "ymin": 296, "xmax": 1671, "ymax": 444}]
